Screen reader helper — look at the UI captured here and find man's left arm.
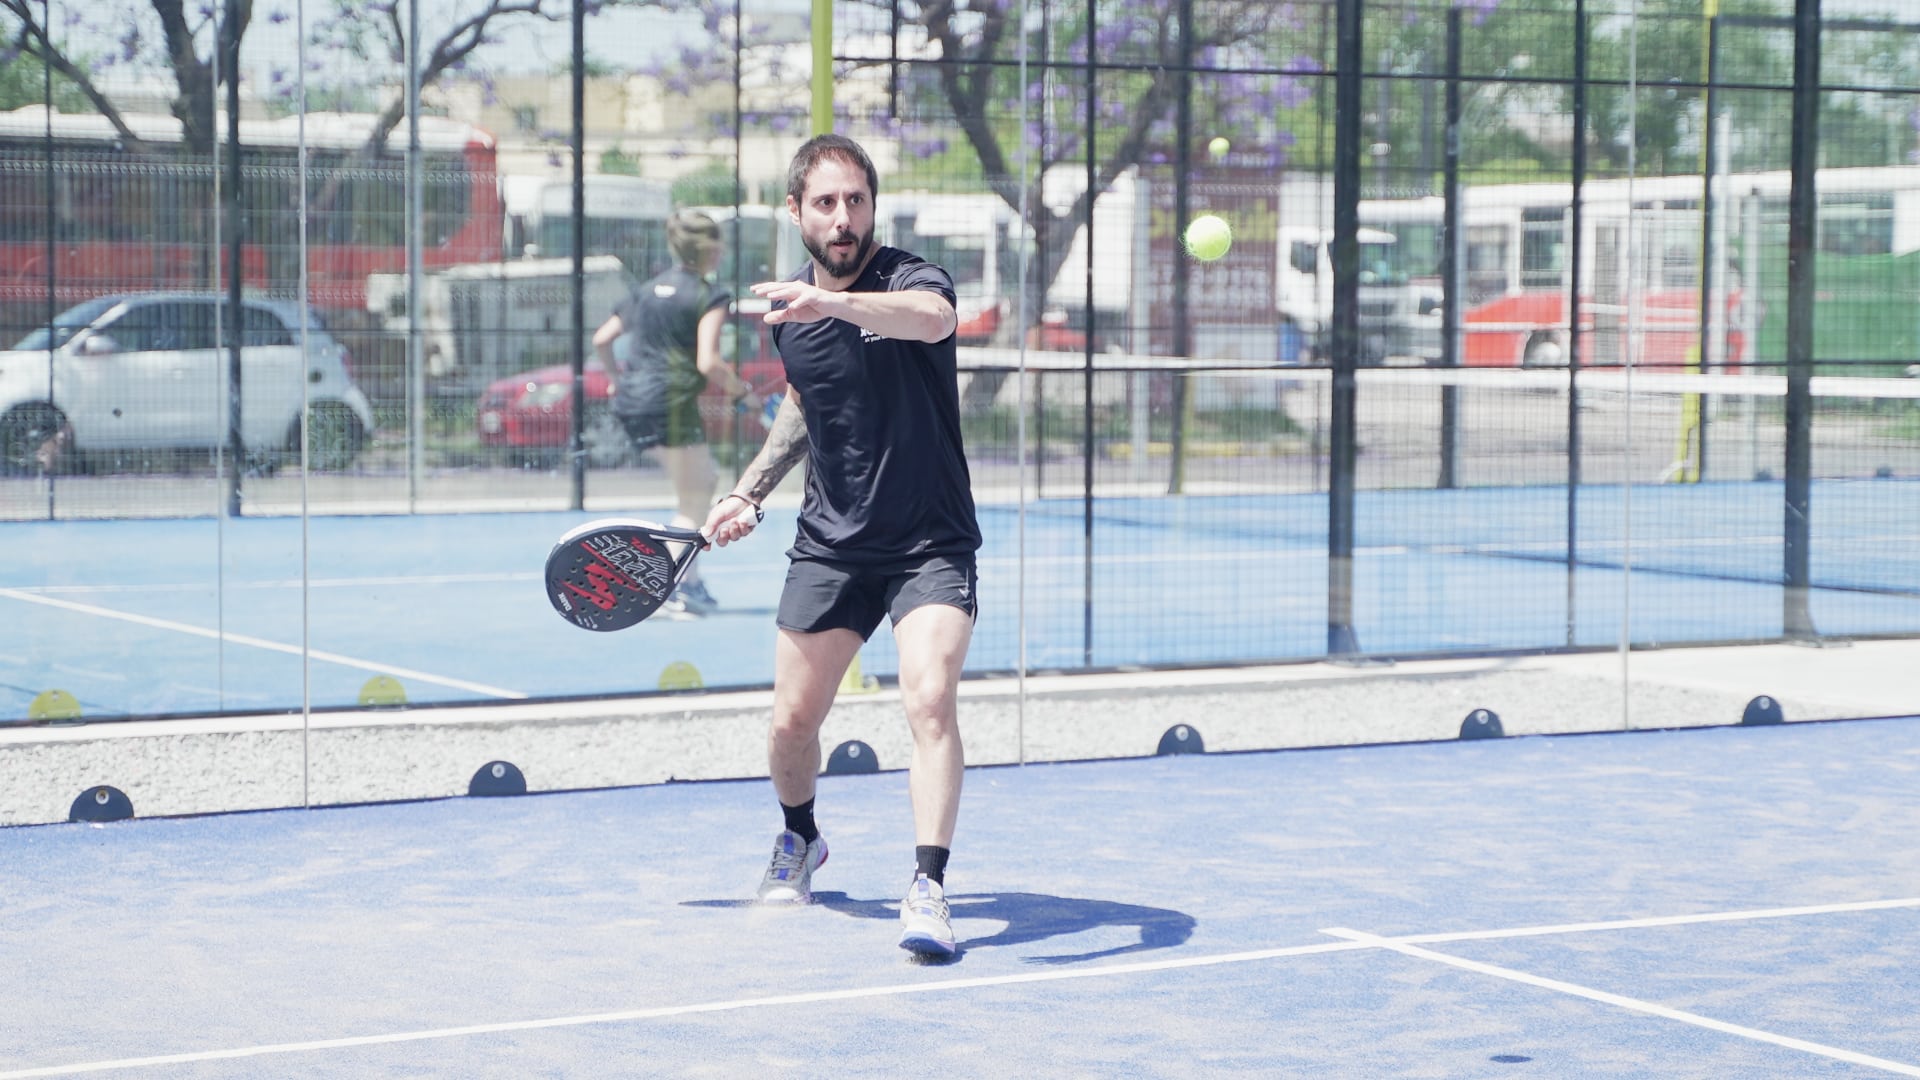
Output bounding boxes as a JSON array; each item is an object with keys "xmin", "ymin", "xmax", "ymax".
[{"xmin": 755, "ymin": 281, "xmax": 955, "ymax": 343}]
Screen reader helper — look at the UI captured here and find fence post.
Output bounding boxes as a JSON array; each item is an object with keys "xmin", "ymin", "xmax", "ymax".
[{"xmin": 1328, "ymin": 0, "xmax": 1364, "ymax": 657}]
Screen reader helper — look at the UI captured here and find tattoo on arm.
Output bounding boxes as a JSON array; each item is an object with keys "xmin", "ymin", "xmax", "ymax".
[{"xmin": 738, "ymin": 389, "xmax": 809, "ymax": 504}]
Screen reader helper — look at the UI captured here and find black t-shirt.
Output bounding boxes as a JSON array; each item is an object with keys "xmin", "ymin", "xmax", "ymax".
[
  {"xmin": 770, "ymin": 246, "xmax": 982, "ymax": 563},
  {"xmin": 609, "ymin": 266, "xmax": 729, "ymax": 418}
]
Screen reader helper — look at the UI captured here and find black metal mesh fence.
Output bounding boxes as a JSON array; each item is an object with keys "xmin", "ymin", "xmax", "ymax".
[{"xmin": 2, "ymin": 0, "xmax": 1918, "ymax": 720}]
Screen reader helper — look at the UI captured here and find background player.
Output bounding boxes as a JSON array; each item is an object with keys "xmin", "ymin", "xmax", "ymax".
[{"xmin": 592, "ymin": 209, "xmax": 759, "ymax": 616}]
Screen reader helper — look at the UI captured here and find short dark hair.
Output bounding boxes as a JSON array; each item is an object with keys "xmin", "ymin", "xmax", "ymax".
[{"xmin": 786, "ymin": 134, "xmax": 880, "ymax": 207}]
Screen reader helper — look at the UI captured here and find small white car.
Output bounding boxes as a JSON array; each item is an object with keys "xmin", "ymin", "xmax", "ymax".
[{"xmin": 0, "ymin": 293, "xmax": 375, "ymax": 473}]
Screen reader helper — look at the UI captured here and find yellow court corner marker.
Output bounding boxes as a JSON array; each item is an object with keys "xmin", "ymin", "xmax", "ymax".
[
  {"xmin": 658, "ymin": 661, "xmax": 705, "ymax": 690},
  {"xmin": 839, "ymin": 655, "xmax": 880, "ymax": 695},
  {"xmin": 29, "ymin": 689, "xmax": 81, "ymax": 721},
  {"xmin": 358, "ymin": 676, "xmax": 408, "ymax": 707}
]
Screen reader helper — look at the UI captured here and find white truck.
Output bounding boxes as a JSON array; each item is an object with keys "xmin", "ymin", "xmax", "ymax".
[
  {"xmin": 878, "ymin": 191, "xmax": 1029, "ymax": 346},
  {"xmin": 1278, "ymin": 224, "xmax": 1442, "ymax": 365}
]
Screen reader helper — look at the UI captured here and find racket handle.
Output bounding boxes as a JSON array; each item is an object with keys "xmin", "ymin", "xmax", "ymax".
[{"xmin": 717, "ymin": 491, "xmax": 765, "ymax": 525}]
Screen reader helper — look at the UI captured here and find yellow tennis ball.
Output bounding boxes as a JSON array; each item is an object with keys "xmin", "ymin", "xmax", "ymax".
[
  {"xmin": 1183, "ymin": 215, "xmax": 1232, "ymax": 261},
  {"xmin": 1208, "ymin": 136, "xmax": 1230, "ymax": 159}
]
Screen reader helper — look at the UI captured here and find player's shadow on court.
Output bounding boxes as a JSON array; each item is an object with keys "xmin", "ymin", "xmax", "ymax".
[
  {"xmin": 819, "ymin": 891, "xmax": 1196, "ymax": 964},
  {"xmin": 684, "ymin": 892, "xmax": 1195, "ymax": 964}
]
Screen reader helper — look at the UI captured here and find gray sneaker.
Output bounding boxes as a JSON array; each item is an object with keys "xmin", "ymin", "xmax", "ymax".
[
  {"xmin": 674, "ymin": 579, "xmax": 720, "ymax": 616},
  {"xmin": 898, "ymin": 874, "xmax": 955, "ymax": 956},
  {"xmin": 756, "ymin": 829, "xmax": 828, "ymax": 904}
]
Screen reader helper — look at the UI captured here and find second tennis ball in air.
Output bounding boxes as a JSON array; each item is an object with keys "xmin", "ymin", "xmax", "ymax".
[{"xmin": 1184, "ymin": 215, "xmax": 1232, "ymax": 261}]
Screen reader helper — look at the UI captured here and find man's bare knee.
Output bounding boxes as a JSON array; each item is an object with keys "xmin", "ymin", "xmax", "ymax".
[
  {"xmin": 898, "ymin": 680, "xmax": 960, "ymax": 737},
  {"xmin": 770, "ymin": 707, "xmax": 828, "ymax": 745}
]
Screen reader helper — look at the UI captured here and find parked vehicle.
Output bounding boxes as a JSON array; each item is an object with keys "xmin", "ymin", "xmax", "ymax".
[
  {"xmin": 0, "ymin": 292, "xmax": 374, "ymax": 474},
  {"xmin": 474, "ymin": 302, "xmax": 787, "ymax": 468}
]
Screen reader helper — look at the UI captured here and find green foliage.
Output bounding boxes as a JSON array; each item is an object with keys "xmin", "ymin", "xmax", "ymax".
[
  {"xmin": 600, "ymin": 144, "xmax": 642, "ymax": 176},
  {"xmin": 0, "ymin": 53, "xmax": 89, "ymax": 113},
  {"xmin": 891, "ymin": 139, "xmax": 989, "ymax": 191},
  {"xmin": 1884, "ymin": 407, "xmax": 1920, "ymax": 443},
  {"xmin": 1819, "ymin": 99, "xmax": 1915, "ymax": 170},
  {"xmin": 670, "ymin": 163, "xmax": 740, "ymax": 207},
  {"xmin": 573, "ymin": 54, "xmax": 624, "ymax": 80}
]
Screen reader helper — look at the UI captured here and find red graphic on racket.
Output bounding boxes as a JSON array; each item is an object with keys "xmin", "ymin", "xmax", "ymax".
[{"xmin": 544, "ymin": 518, "xmax": 710, "ymax": 631}]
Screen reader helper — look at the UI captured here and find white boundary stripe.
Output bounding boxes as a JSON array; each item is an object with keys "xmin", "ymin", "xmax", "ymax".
[
  {"xmin": 23, "ymin": 572, "xmax": 541, "ymax": 595},
  {"xmin": 0, "ymin": 587, "xmax": 526, "ymax": 700},
  {"xmin": 0, "ymin": 940, "xmax": 1374, "ymax": 1078},
  {"xmin": 1323, "ymin": 928, "xmax": 1920, "ymax": 1077},
  {"xmin": 3, "ymin": 897, "xmax": 1916, "ymax": 1077},
  {"xmin": 1393, "ymin": 896, "xmax": 1920, "ymax": 945}
]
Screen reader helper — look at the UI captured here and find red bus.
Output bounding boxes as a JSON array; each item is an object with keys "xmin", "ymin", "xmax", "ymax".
[
  {"xmin": 0, "ymin": 106, "xmax": 501, "ymax": 333},
  {"xmin": 1361, "ymin": 175, "xmax": 1750, "ymax": 370}
]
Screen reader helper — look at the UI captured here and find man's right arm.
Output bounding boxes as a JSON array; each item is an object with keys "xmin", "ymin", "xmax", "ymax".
[
  {"xmin": 736, "ymin": 387, "xmax": 808, "ymax": 504},
  {"xmin": 705, "ymin": 387, "xmax": 808, "ymax": 545}
]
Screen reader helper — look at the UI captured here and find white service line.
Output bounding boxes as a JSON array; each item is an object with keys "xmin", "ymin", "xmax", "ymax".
[
  {"xmin": 0, "ymin": 939, "xmax": 1374, "ymax": 1078},
  {"xmin": 1322, "ymin": 927, "xmax": 1920, "ymax": 1078},
  {"xmin": 3, "ymin": 896, "xmax": 1916, "ymax": 1077},
  {"xmin": 1389, "ymin": 895, "xmax": 1920, "ymax": 945},
  {"xmin": 0, "ymin": 587, "xmax": 526, "ymax": 700},
  {"xmin": 25, "ymin": 571, "xmax": 540, "ymax": 595}
]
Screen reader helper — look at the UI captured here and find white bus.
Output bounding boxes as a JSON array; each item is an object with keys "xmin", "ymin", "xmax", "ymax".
[
  {"xmin": 501, "ymin": 173, "xmax": 674, "ymax": 279},
  {"xmin": 1355, "ymin": 166, "xmax": 1920, "ymax": 370}
]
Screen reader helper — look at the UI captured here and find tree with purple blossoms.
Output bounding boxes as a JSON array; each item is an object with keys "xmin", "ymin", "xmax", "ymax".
[
  {"xmin": 857, "ymin": 0, "xmax": 1312, "ymax": 345},
  {"xmin": 0, "ymin": 0, "xmax": 632, "ymax": 158}
]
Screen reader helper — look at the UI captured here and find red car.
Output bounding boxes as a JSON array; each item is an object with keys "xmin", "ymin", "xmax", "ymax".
[{"xmin": 476, "ymin": 307, "xmax": 787, "ymax": 468}]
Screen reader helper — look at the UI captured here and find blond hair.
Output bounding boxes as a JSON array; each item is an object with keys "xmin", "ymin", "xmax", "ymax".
[{"xmin": 668, "ymin": 209, "xmax": 723, "ymax": 268}]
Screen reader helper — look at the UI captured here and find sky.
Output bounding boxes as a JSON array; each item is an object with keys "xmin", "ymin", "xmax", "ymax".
[{"xmin": 37, "ymin": 0, "xmax": 809, "ymax": 98}]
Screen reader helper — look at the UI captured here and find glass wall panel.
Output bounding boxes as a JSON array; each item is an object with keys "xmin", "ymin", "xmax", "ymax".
[{"xmin": 1, "ymin": 0, "xmax": 1916, "ymax": 826}]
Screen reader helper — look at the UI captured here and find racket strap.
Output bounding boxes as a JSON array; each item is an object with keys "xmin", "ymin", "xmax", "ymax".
[{"xmin": 719, "ymin": 491, "xmax": 765, "ymax": 524}]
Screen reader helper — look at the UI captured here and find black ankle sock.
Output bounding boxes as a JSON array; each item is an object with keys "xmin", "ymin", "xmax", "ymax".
[
  {"xmin": 782, "ymin": 799, "xmax": 819, "ymax": 844},
  {"xmin": 914, "ymin": 845, "xmax": 950, "ymax": 885}
]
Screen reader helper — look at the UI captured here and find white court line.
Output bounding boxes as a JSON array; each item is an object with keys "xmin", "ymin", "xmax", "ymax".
[
  {"xmin": 2, "ymin": 896, "xmax": 1913, "ymax": 1078},
  {"xmin": 1323, "ymin": 927, "xmax": 1920, "ymax": 1077},
  {"xmin": 0, "ymin": 587, "xmax": 526, "ymax": 700},
  {"xmin": 0, "ymin": 940, "xmax": 1376, "ymax": 1078},
  {"xmin": 1391, "ymin": 895, "xmax": 1920, "ymax": 945},
  {"xmin": 23, "ymin": 572, "xmax": 540, "ymax": 595}
]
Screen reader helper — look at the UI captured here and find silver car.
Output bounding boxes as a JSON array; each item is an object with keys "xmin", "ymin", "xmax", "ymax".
[{"xmin": 0, "ymin": 293, "xmax": 375, "ymax": 473}]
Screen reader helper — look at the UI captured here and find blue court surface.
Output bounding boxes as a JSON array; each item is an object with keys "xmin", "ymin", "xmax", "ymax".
[
  {"xmin": 3, "ymin": 715, "xmax": 1919, "ymax": 1077},
  {"xmin": 3, "ymin": 478, "xmax": 1918, "ymax": 720}
]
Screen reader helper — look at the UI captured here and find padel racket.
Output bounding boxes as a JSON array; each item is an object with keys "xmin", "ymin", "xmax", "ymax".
[{"xmin": 545, "ymin": 518, "xmax": 709, "ymax": 632}]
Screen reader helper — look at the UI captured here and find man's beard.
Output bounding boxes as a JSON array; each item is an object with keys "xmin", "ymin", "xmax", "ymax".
[{"xmin": 804, "ymin": 226, "xmax": 873, "ymax": 280}]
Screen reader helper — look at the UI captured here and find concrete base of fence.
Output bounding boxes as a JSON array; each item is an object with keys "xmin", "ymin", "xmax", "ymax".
[{"xmin": 2, "ymin": 640, "xmax": 1912, "ymax": 827}]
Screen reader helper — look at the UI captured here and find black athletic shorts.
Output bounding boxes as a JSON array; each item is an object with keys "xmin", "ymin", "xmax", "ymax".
[
  {"xmin": 776, "ymin": 553, "xmax": 978, "ymax": 639},
  {"xmin": 619, "ymin": 399, "xmax": 705, "ymax": 451}
]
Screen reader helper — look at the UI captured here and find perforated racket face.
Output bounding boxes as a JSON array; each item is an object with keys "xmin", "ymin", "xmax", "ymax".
[{"xmin": 545, "ymin": 520, "xmax": 691, "ymax": 631}]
